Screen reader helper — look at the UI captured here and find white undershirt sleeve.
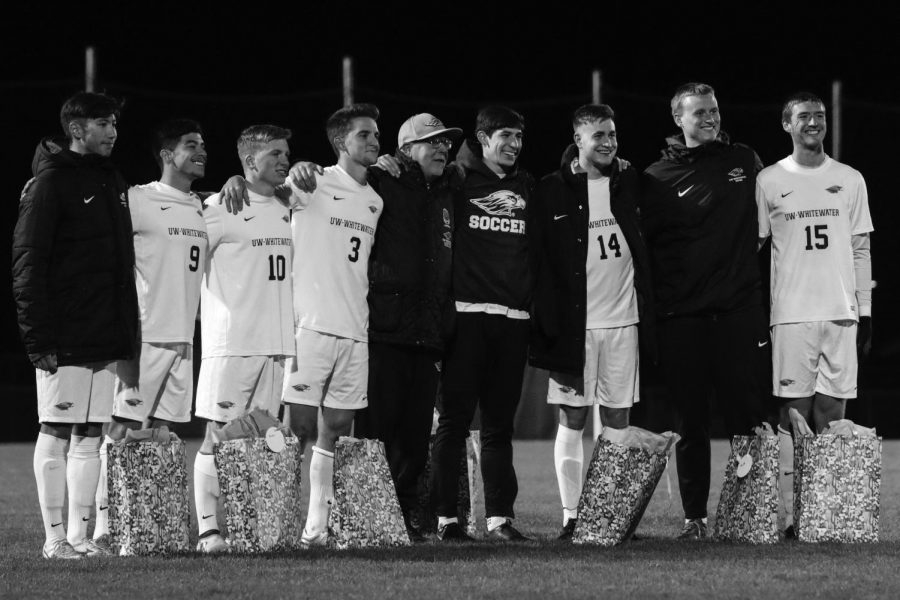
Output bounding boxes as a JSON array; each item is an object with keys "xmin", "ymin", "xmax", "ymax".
[{"xmin": 852, "ymin": 232, "xmax": 872, "ymax": 317}]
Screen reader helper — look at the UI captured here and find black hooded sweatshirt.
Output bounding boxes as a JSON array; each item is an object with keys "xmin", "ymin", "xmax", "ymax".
[
  {"xmin": 451, "ymin": 140, "xmax": 535, "ymax": 313},
  {"xmin": 12, "ymin": 138, "xmax": 139, "ymax": 365},
  {"xmin": 640, "ymin": 133, "xmax": 763, "ymax": 318}
]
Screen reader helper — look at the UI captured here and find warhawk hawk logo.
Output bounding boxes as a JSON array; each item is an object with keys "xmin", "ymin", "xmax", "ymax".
[
  {"xmin": 293, "ymin": 383, "xmax": 311, "ymax": 392},
  {"xmin": 424, "ymin": 117, "xmax": 443, "ymax": 127},
  {"xmin": 282, "ymin": 214, "xmax": 290, "ymax": 222},
  {"xmin": 369, "ymin": 205, "xmax": 378, "ymax": 214},
  {"xmin": 470, "ymin": 190, "xmax": 526, "ymax": 216},
  {"xmin": 826, "ymin": 185, "xmax": 843, "ymax": 194},
  {"xmin": 124, "ymin": 397, "xmax": 143, "ymax": 407}
]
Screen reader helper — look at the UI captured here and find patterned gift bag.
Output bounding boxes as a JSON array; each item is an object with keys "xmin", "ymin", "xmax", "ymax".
[
  {"xmin": 793, "ymin": 430, "xmax": 881, "ymax": 543},
  {"xmin": 713, "ymin": 432, "xmax": 779, "ymax": 543},
  {"xmin": 330, "ymin": 437, "xmax": 411, "ymax": 549},
  {"xmin": 214, "ymin": 436, "xmax": 304, "ymax": 552},
  {"xmin": 573, "ymin": 426, "xmax": 678, "ymax": 546},
  {"xmin": 108, "ymin": 436, "xmax": 191, "ymax": 555},
  {"xmin": 414, "ymin": 430, "xmax": 481, "ymax": 536}
]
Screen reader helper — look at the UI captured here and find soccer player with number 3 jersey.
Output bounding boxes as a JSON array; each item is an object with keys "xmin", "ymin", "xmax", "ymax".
[
  {"xmin": 756, "ymin": 92, "xmax": 874, "ymax": 537},
  {"xmin": 282, "ymin": 104, "xmax": 383, "ymax": 547},
  {"xmin": 192, "ymin": 125, "xmax": 294, "ymax": 553}
]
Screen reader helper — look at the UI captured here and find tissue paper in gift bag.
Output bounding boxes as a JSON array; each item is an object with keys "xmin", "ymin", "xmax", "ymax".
[
  {"xmin": 108, "ymin": 433, "xmax": 191, "ymax": 555},
  {"xmin": 330, "ymin": 437, "xmax": 411, "ymax": 549},
  {"xmin": 713, "ymin": 429, "xmax": 779, "ymax": 543},
  {"xmin": 215, "ymin": 436, "xmax": 304, "ymax": 552},
  {"xmin": 573, "ymin": 426, "xmax": 678, "ymax": 546}
]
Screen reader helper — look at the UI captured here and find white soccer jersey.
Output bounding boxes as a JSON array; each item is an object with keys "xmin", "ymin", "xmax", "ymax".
[
  {"xmin": 201, "ymin": 190, "xmax": 294, "ymax": 357},
  {"xmin": 288, "ymin": 165, "xmax": 382, "ymax": 341},
  {"xmin": 585, "ymin": 177, "xmax": 638, "ymax": 329},
  {"xmin": 757, "ymin": 155, "xmax": 873, "ymax": 325},
  {"xmin": 129, "ymin": 181, "xmax": 208, "ymax": 343}
]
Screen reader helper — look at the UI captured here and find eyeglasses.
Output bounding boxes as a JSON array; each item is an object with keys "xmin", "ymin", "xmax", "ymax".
[{"xmin": 418, "ymin": 136, "xmax": 453, "ymax": 149}]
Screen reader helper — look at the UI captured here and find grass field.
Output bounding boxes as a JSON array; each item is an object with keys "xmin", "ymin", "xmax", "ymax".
[{"xmin": 1, "ymin": 439, "xmax": 898, "ymax": 599}]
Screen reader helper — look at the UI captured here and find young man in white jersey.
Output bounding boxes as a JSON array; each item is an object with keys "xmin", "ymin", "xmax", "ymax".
[
  {"xmin": 281, "ymin": 104, "xmax": 383, "ymax": 547},
  {"xmin": 12, "ymin": 92, "xmax": 139, "ymax": 559},
  {"xmin": 86, "ymin": 119, "xmax": 210, "ymax": 550},
  {"xmin": 192, "ymin": 125, "xmax": 294, "ymax": 553},
  {"xmin": 756, "ymin": 91, "xmax": 873, "ymax": 537},
  {"xmin": 530, "ymin": 104, "xmax": 653, "ymax": 539}
]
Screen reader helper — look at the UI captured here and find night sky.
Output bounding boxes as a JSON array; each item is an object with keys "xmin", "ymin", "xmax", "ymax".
[{"xmin": 3, "ymin": 3, "xmax": 898, "ymax": 438}]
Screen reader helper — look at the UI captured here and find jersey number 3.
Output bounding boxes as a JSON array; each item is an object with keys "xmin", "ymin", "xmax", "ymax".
[{"xmin": 348, "ymin": 236, "xmax": 361, "ymax": 262}]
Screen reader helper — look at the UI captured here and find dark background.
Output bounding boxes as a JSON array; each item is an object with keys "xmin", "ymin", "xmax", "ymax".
[{"xmin": 2, "ymin": 3, "xmax": 898, "ymax": 440}]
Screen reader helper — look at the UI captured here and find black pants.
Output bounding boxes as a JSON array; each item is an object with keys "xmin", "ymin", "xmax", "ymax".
[
  {"xmin": 431, "ymin": 312, "xmax": 529, "ymax": 519},
  {"xmin": 658, "ymin": 305, "xmax": 769, "ymax": 519},
  {"xmin": 355, "ymin": 342, "xmax": 440, "ymax": 515}
]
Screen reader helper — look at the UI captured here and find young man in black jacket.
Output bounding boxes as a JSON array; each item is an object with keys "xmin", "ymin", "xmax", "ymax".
[
  {"xmin": 530, "ymin": 104, "xmax": 653, "ymax": 539},
  {"xmin": 354, "ymin": 113, "xmax": 462, "ymax": 541},
  {"xmin": 12, "ymin": 92, "xmax": 139, "ymax": 559},
  {"xmin": 430, "ymin": 106, "xmax": 534, "ymax": 542},
  {"xmin": 640, "ymin": 83, "xmax": 769, "ymax": 539}
]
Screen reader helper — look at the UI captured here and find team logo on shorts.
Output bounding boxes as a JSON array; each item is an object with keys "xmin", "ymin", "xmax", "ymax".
[
  {"xmin": 727, "ymin": 168, "xmax": 746, "ymax": 183},
  {"xmin": 293, "ymin": 383, "xmax": 310, "ymax": 392},
  {"xmin": 54, "ymin": 402, "xmax": 74, "ymax": 411},
  {"xmin": 779, "ymin": 378, "xmax": 795, "ymax": 387},
  {"xmin": 217, "ymin": 400, "xmax": 235, "ymax": 409},
  {"xmin": 124, "ymin": 397, "xmax": 143, "ymax": 407},
  {"xmin": 470, "ymin": 190, "xmax": 526, "ymax": 216},
  {"xmin": 826, "ymin": 185, "xmax": 843, "ymax": 194}
]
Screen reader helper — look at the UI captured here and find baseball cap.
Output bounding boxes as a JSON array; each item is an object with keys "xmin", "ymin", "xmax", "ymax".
[{"xmin": 397, "ymin": 113, "xmax": 463, "ymax": 148}]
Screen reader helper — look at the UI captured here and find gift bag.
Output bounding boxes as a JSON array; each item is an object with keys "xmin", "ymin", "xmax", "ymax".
[
  {"xmin": 713, "ymin": 425, "xmax": 779, "ymax": 543},
  {"xmin": 215, "ymin": 433, "xmax": 304, "ymax": 553},
  {"xmin": 414, "ymin": 430, "xmax": 481, "ymax": 536},
  {"xmin": 573, "ymin": 426, "xmax": 678, "ymax": 546},
  {"xmin": 793, "ymin": 420, "xmax": 881, "ymax": 543},
  {"xmin": 330, "ymin": 437, "xmax": 411, "ymax": 549},
  {"xmin": 108, "ymin": 428, "xmax": 191, "ymax": 555}
]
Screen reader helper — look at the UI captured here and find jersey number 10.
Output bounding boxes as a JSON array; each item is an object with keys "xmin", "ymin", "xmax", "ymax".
[{"xmin": 268, "ymin": 254, "xmax": 286, "ymax": 280}]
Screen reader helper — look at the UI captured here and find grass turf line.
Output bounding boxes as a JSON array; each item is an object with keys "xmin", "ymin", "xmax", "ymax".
[{"xmin": 1, "ymin": 440, "xmax": 898, "ymax": 599}]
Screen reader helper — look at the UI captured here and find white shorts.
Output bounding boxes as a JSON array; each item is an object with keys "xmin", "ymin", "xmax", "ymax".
[
  {"xmin": 36, "ymin": 361, "xmax": 116, "ymax": 424},
  {"xmin": 282, "ymin": 328, "xmax": 368, "ymax": 410},
  {"xmin": 113, "ymin": 342, "xmax": 193, "ymax": 423},
  {"xmin": 195, "ymin": 355, "xmax": 285, "ymax": 423},
  {"xmin": 547, "ymin": 325, "xmax": 640, "ymax": 408},
  {"xmin": 772, "ymin": 320, "xmax": 857, "ymax": 399}
]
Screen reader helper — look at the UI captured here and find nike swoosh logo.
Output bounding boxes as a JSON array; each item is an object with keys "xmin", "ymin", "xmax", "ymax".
[
  {"xmin": 201, "ymin": 514, "xmax": 214, "ymax": 520},
  {"xmin": 677, "ymin": 185, "xmax": 694, "ymax": 197},
  {"xmin": 161, "ymin": 206, "xmax": 172, "ymax": 211},
  {"xmin": 51, "ymin": 522, "xmax": 63, "ymax": 528},
  {"xmin": 333, "ymin": 196, "xmax": 345, "ymax": 201},
  {"xmin": 82, "ymin": 516, "xmax": 90, "ymax": 522},
  {"xmin": 781, "ymin": 191, "xmax": 793, "ymax": 198},
  {"xmin": 243, "ymin": 216, "xmax": 255, "ymax": 221},
  {"xmin": 758, "ymin": 341, "xmax": 768, "ymax": 348},
  {"xmin": 84, "ymin": 196, "xmax": 95, "ymax": 204},
  {"xmin": 553, "ymin": 214, "xmax": 567, "ymax": 221},
  {"xmin": 99, "ymin": 506, "xmax": 108, "ymax": 511}
]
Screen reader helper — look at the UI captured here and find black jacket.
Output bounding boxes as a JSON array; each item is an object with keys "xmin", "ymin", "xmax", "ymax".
[
  {"xmin": 12, "ymin": 138, "xmax": 139, "ymax": 366},
  {"xmin": 366, "ymin": 152, "xmax": 458, "ymax": 352},
  {"xmin": 529, "ymin": 146, "xmax": 655, "ymax": 374},
  {"xmin": 452, "ymin": 140, "xmax": 535, "ymax": 312},
  {"xmin": 640, "ymin": 133, "xmax": 763, "ymax": 318}
]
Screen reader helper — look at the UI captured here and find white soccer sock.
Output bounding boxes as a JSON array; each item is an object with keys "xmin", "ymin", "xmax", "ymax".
[
  {"xmin": 93, "ymin": 435, "xmax": 114, "ymax": 539},
  {"xmin": 194, "ymin": 452, "xmax": 220, "ymax": 536},
  {"xmin": 554, "ymin": 424, "xmax": 584, "ymax": 523},
  {"xmin": 778, "ymin": 425, "xmax": 795, "ymax": 528},
  {"xmin": 34, "ymin": 433, "xmax": 69, "ymax": 544},
  {"xmin": 305, "ymin": 446, "xmax": 334, "ymax": 535},
  {"xmin": 66, "ymin": 435, "xmax": 101, "ymax": 545}
]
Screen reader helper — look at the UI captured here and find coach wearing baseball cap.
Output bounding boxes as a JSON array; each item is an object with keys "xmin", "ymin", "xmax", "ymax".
[{"xmin": 354, "ymin": 113, "xmax": 463, "ymax": 542}]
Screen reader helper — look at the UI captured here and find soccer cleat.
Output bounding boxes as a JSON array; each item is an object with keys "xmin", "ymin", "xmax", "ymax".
[
  {"xmin": 677, "ymin": 518, "xmax": 708, "ymax": 540},
  {"xmin": 488, "ymin": 521, "xmax": 531, "ymax": 542},
  {"xmin": 300, "ymin": 528, "xmax": 329, "ymax": 548},
  {"xmin": 437, "ymin": 522, "xmax": 474, "ymax": 542},
  {"xmin": 403, "ymin": 513, "xmax": 426, "ymax": 543},
  {"xmin": 783, "ymin": 525, "xmax": 797, "ymax": 540},
  {"xmin": 42, "ymin": 539, "xmax": 85, "ymax": 560},
  {"xmin": 557, "ymin": 518, "xmax": 577, "ymax": 541},
  {"xmin": 72, "ymin": 536, "xmax": 113, "ymax": 557},
  {"xmin": 196, "ymin": 532, "xmax": 230, "ymax": 554}
]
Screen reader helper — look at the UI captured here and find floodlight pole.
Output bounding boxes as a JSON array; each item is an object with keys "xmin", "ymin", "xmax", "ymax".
[
  {"xmin": 85, "ymin": 46, "xmax": 96, "ymax": 92},
  {"xmin": 831, "ymin": 79, "xmax": 842, "ymax": 161},
  {"xmin": 343, "ymin": 56, "xmax": 354, "ymax": 107},
  {"xmin": 592, "ymin": 69, "xmax": 602, "ymax": 104}
]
